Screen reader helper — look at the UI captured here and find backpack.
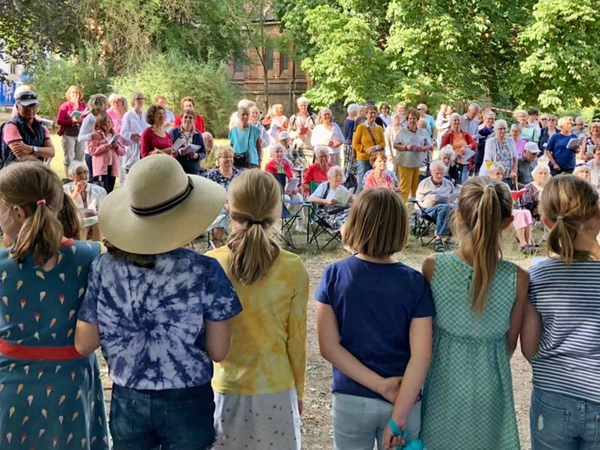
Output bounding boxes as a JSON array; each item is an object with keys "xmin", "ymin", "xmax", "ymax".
[{"xmin": 0, "ymin": 121, "xmax": 18, "ymax": 169}]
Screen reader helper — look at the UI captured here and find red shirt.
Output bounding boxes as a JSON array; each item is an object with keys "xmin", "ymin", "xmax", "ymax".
[
  {"xmin": 304, "ymin": 162, "xmax": 335, "ymax": 185},
  {"xmin": 174, "ymin": 114, "xmax": 205, "ymax": 133},
  {"xmin": 265, "ymin": 159, "xmax": 294, "ymax": 179},
  {"xmin": 140, "ymin": 128, "xmax": 173, "ymax": 159}
]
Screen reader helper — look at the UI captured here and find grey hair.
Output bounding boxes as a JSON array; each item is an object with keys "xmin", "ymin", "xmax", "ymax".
[
  {"xmin": 327, "ymin": 165, "xmax": 344, "ymax": 179},
  {"xmin": 514, "ymin": 109, "xmax": 528, "ymax": 119},
  {"xmin": 314, "ymin": 146, "xmax": 330, "ymax": 158},
  {"xmin": 547, "ymin": 114, "xmax": 557, "ymax": 120},
  {"xmin": 575, "ymin": 115, "xmax": 586, "ymax": 124},
  {"xmin": 318, "ymin": 107, "xmax": 333, "ymax": 123},
  {"xmin": 297, "ymin": 96, "xmax": 309, "ymax": 106},
  {"xmin": 439, "ymin": 145, "xmax": 456, "ymax": 160},
  {"xmin": 429, "ymin": 159, "xmax": 446, "ymax": 173},
  {"xmin": 237, "ymin": 106, "xmax": 250, "ymax": 117},
  {"xmin": 573, "ymin": 165, "xmax": 590, "ymax": 177},
  {"xmin": 510, "ymin": 123, "xmax": 522, "ymax": 132},
  {"xmin": 250, "ymin": 105, "xmax": 261, "ymax": 119},
  {"xmin": 68, "ymin": 160, "xmax": 89, "ymax": 177},
  {"xmin": 130, "ymin": 92, "xmax": 144, "ymax": 105},
  {"xmin": 449, "ymin": 112, "xmax": 462, "ymax": 122},
  {"xmin": 269, "ymin": 143, "xmax": 285, "ymax": 157},
  {"xmin": 494, "ymin": 119, "xmax": 508, "ymax": 129},
  {"xmin": 484, "ymin": 110, "xmax": 496, "ymax": 118},
  {"xmin": 489, "ymin": 162, "xmax": 505, "ymax": 175},
  {"xmin": 467, "ymin": 103, "xmax": 480, "ymax": 112},
  {"xmin": 531, "ymin": 164, "xmax": 551, "ymax": 177},
  {"xmin": 347, "ymin": 103, "xmax": 360, "ymax": 115}
]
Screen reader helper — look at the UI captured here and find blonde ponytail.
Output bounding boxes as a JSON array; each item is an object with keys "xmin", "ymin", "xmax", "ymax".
[
  {"xmin": 227, "ymin": 170, "xmax": 281, "ymax": 286},
  {"xmin": 0, "ymin": 162, "xmax": 66, "ymax": 266}
]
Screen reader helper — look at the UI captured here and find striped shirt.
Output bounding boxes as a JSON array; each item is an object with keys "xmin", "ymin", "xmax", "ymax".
[{"xmin": 529, "ymin": 258, "xmax": 600, "ymax": 403}]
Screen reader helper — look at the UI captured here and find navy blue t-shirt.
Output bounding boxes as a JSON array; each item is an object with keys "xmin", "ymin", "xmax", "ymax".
[
  {"xmin": 546, "ymin": 132, "xmax": 577, "ymax": 170},
  {"xmin": 316, "ymin": 256, "xmax": 435, "ymax": 400}
]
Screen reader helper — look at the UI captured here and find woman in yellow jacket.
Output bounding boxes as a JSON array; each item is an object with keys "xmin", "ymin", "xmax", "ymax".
[
  {"xmin": 207, "ymin": 170, "xmax": 309, "ymax": 450},
  {"xmin": 353, "ymin": 104, "xmax": 385, "ymax": 192}
]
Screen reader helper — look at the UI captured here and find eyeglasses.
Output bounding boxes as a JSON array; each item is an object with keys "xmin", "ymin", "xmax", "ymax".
[{"xmin": 135, "ymin": 97, "xmax": 145, "ymax": 101}]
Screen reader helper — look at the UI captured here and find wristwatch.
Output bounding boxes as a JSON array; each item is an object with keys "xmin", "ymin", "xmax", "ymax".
[{"xmin": 32, "ymin": 146, "xmax": 38, "ymax": 155}]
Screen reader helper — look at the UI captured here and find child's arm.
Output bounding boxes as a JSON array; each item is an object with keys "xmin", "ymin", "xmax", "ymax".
[
  {"xmin": 520, "ymin": 276, "xmax": 542, "ymax": 362},
  {"xmin": 382, "ymin": 316, "xmax": 433, "ymax": 448},
  {"xmin": 88, "ymin": 139, "xmax": 109, "ymax": 156},
  {"xmin": 507, "ymin": 266, "xmax": 530, "ymax": 356},
  {"xmin": 74, "ymin": 321, "xmax": 101, "ymax": 355},
  {"xmin": 115, "ymin": 141, "xmax": 126, "ymax": 157},
  {"xmin": 317, "ymin": 302, "xmax": 402, "ymax": 402},
  {"xmin": 205, "ymin": 319, "xmax": 231, "ymax": 362}
]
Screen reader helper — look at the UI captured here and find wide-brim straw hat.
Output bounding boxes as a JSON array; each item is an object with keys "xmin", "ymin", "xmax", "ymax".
[{"xmin": 99, "ymin": 154, "xmax": 226, "ymax": 254}]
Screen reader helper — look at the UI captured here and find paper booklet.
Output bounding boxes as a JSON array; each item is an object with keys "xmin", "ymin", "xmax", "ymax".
[
  {"xmin": 285, "ymin": 177, "xmax": 300, "ymax": 192},
  {"xmin": 172, "ymin": 137, "xmax": 187, "ymax": 151},
  {"xmin": 461, "ymin": 148, "xmax": 476, "ymax": 161},
  {"xmin": 40, "ymin": 118, "xmax": 54, "ymax": 127},
  {"xmin": 70, "ymin": 110, "xmax": 83, "ymax": 119},
  {"xmin": 334, "ymin": 187, "xmax": 354, "ymax": 205},
  {"xmin": 567, "ymin": 137, "xmax": 585, "ymax": 150},
  {"xmin": 108, "ymin": 134, "xmax": 121, "ymax": 145},
  {"xmin": 434, "ymin": 191, "xmax": 458, "ymax": 204}
]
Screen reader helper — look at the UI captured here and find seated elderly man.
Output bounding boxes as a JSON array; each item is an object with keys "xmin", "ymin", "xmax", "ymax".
[
  {"xmin": 416, "ymin": 159, "xmax": 458, "ymax": 252},
  {"xmin": 308, "ymin": 165, "xmax": 353, "ymax": 230},
  {"xmin": 63, "ymin": 160, "xmax": 107, "ymax": 241},
  {"xmin": 517, "ymin": 141, "xmax": 540, "ymax": 187}
]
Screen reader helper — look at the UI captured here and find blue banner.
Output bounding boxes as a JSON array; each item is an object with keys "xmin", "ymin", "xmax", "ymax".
[{"xmin": 0, "ymin": 81, "xmax": 16, "ymax": 106}]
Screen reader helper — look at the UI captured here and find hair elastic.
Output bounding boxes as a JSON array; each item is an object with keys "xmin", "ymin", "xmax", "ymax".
[
  {"xmin": 36, "ymin": 199, "xmax": 46, "ymax": 206},
  {"xmin": 251, "ymin": 220, "xmax": 264, "ymax": 226},
  {"xmin": 556, "ymin": 215, "xmax": 565, "ymax": 220}
]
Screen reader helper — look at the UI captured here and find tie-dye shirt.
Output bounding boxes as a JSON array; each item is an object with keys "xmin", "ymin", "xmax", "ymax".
[
  {"xmin": 206, "ymin": 247, "xmax": 309, "ymax": 400},
  {"xmin": 78, "ymin": 248, "xmax": 242, "ymax": 390}
]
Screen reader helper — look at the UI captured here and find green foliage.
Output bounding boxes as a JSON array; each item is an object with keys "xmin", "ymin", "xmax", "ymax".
[
  {"xmin": 516, "ymin": 0, "xmax": 600, "ymax": 109},
  {"xmin": 111, "ymin": 52, "xmax": 241, "ymax": 137},
  {"xmin": 30, "ymin": 54, "xmax": 110, "ymax": 120}
]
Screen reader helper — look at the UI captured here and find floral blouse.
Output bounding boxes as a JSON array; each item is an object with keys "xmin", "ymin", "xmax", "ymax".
[{"xmin": 205, "ymin": 167, "xmax": 240, "ymax": 191}]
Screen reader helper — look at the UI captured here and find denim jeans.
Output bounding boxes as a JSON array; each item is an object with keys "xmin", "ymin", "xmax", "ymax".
[
  {"xmin": 356, "ymin": 160, "xmax": 372, "ymax": 193},
  {"xmin": 457, "ymin": 163, "xmax": 469, "ymax": 185},
  {"xmin": 425, "ymin": 204, "xmax": 457, "ymax": 237},
  {"xmin": 110, "ymin": 383, "xmax": 216, "ymax": 450},
  {"xmin": 332, "ymin": 393, "xmax": 421, "ymax": 450},
  {"xmin": 531, "ymin": 387, "xmax": 600, "ymax": 450},
  {"xmin": 85, "ymin": 153, "xmax": 94, "ymax": 180}
]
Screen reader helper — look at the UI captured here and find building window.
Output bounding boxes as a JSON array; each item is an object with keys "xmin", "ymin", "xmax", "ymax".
[
  {"xmin": 267, "ymin": 50, "xmax": 274, "ymax": 71},
  {"xmin": 234, "ymin": 59, "xmax": 244, "ymax": 73},
  {"xmin": 281, "ymin": 54, "xmax": 288, "ymax": 71},
  {"xmin": 9, "ymin": 63, "xmax": 16, "ymax": 75}
]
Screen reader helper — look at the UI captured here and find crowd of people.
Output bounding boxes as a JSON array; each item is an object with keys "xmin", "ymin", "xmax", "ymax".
[{"xmin": 1, "ymin": 85, "xmax": 600, "ymax": 450}]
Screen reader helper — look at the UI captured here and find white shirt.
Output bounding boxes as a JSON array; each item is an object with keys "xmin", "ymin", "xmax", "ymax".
[
  {"xmin": 310, "ymin": 123, "xmax": 344, "ymax": 155},
  {"xmin": 63, "ymin": 182, "xmax": 107, "ymax": 211}
]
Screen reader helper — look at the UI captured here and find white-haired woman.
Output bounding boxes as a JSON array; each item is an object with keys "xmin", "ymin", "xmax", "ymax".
[
  {"xmin": 121, "ymin": 92, "xmax": 149, "ymax": 175},
  {"xmin": 480, "ymin": 119, "xmax": 518, "ymax": 189},
  {"xmin": 309, "ymin": 165, "xmax": 354, "ymax": 230},
  {"xmin": 311, "ymin": 108, "xmax": 344, "ymax": 165},
  {"xmin": 587, "ymin": 145, "xmax": 600, "ymax": 190},
  {"xmin": 343, "ymin": 103, "xmax": 360, "ymax": 176},
  {"xmin": 441, "ymin": 112, "xmax": 477, "ymax": 185},
  {"xmin": 514, "ymin": 109, "xmax": 539, "ymax": 143},
  {"xmin": 107, "ymin": 94, "xmax": 128, "ymax": 134},
  {"xmin": 63, "ymin": 160, "xmax": 107, "ymax": 240},
  {"xmin": 416, "ymin": 159, "xmax": 458, "ymax": 252},
  {"xmin": 439, "ymin": 145, "xmax": 460, "ymax": 185},
  {"xmin": 303, "ymin": 146, "xmax": 334, "ymax": 191},
  {"xmin": 510, "ymin": 123, "xmax": 526, "ymax": 156},
  {"xmin": 521, "ymin": 164, "xmax": 551, "ymax": 207},
  {"xmin": 573, "ymin": 164, "xmax": 591, "ymax": 181},
  {"xmin": 263, "ymin": 103, "xmax": 288, "ymax": 143},
  {"xmin": 229, "ymin": 106, "xmax": 262, "ymax": 169},
  {"xmin": 265, "ymin": 143, "xmax": 305, "ymax": 231},
  {"xmin": 288, "ymin": 96, "xmax": 317, "ymax": 157}
]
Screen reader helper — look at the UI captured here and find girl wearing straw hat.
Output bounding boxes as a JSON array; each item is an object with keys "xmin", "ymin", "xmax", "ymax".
[
  {"xmin": 207, "ymin": 170, "xmax": 309, "ymax": 450},
  {"xmin": 74, "ymin": 154, "xmax": 243, "ymax": 450}
]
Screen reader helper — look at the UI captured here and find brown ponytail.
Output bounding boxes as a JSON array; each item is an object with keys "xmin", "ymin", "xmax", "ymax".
[
  {"xmin": 0, "ymin": 162, "xmax": 66, "ymax": 266},
  {"xmin": 541, "ymin": 175, "xmax": 598, "ymax": 262},
  {"xmin": 456, "ymin": 178, "xmax": 513, "ymax": 313},
  {"xmin": 227, "ymin": 170, "xmax": 281, "ymax": 286},
  {"xmin": 58, "ymin": 193, "xmax": 82, "ymax": 240}
]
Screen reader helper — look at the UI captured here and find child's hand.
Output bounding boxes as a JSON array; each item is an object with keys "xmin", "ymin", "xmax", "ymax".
[
  {"xmin": 378, "ymin": 376, "xmax": 402, "ymax": 403},
  {"xmin": 382, "ymin": 424, "xmax": 403, "ymax": 449}
]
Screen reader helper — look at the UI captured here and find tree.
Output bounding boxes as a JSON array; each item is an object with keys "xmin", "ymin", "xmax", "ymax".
[{"xmin": 516, "ymin": 0, "xmax": 600, "ymax": 109}]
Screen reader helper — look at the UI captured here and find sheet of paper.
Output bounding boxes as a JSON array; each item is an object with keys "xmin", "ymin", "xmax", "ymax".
[{"xmin": 285, "ymin": 177, "xmax": 300, "ymax": 192}]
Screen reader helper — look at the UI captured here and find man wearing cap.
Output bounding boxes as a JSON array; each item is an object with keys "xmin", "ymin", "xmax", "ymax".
[
  {"xmin": 518, "ymin": 141, "xmax": 541, "ymax": 186},
  {"xmin": 1, "ymin": 91, "xmax": 55, "ymax": 167}
]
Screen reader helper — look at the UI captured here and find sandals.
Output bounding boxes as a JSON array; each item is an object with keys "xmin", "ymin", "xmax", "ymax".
[
  {"xmin": 434, "ymin": 239, "xmax": 445, "ymax": 253},
  {"xmin": 445, "ymin": 240, "xmax": 455, "ymax": 251}
]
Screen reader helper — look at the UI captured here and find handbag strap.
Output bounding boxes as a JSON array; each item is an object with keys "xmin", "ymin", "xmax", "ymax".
[{"xmin": 366, "ymin": 125, "xmax": 377, "ymax": 147}]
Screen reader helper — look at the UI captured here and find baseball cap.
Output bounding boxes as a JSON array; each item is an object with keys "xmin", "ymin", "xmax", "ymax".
[
  {"xmin": 16, "ymin": 90, "xmax": 40, "ymax": 107},
  {"xmin": 279, "ymin": 131, "xmax": 290, "ymax": 140},
  {"xmin": 524, "ymin": 142, "xmax": 540, "ymax": 154}
]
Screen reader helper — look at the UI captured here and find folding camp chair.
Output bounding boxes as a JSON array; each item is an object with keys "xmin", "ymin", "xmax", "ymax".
[
  {"xmin": 408, "ymin": 198, "xmax": 437, "ymax": 247},
  {"xmin": 272, "ymin": 173, "xmax": 303, "ymax": 248},
  {"xmin": 306, "ymin": 181, "xmax": 342, "ymax": 250}
]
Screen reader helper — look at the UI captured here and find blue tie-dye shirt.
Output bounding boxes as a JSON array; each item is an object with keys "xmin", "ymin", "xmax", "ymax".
[{"xmin": 78, "ymin": 248, "xmax": 242, "ymax": 390}]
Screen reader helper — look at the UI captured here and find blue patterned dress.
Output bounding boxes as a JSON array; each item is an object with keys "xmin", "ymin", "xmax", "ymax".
[
  {"xmin": 420, "ymin": 253, "xmax": 519, "ymax": 450},
  {"xmin": 0, "ymin": 240, "xmax": 109, "ymax": 449}
]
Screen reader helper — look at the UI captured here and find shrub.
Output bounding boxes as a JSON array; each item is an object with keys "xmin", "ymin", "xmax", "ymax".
[{"xmin": 111, "ymin": 51, "xmax": 241, "ymax": 138}]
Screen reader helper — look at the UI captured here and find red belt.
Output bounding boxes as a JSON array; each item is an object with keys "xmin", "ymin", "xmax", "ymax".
[{"xmin": 0, "ymin": 338, "xmax": 82, "ymax": 360}]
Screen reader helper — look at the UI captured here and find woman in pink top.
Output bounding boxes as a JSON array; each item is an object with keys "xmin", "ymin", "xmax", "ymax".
[
  {"xmin": 107, "ymin": 94, "xmax": 128, "ymax": 134},
  {"xmin": 140, "ymin": 105, "xmax": 174, "ymax": 159},
  {"xmin": 56, "ymin": 85, "xmax": 87, "ymax": 178},
  {"xmin": 88, "ymin": 112, "xmax": 125, "ymax": 193}
]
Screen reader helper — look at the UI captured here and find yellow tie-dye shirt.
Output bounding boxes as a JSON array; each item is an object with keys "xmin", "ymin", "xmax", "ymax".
[{"xmin": 206, "ymin": 246, "xmax": 309, "ymax": 400}]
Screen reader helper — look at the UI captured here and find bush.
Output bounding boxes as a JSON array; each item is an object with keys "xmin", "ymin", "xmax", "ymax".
[
  {"xmin": 31, "ymin": 54, "xmax": 110, "ymax": 121},
  {"xmin": 111, "ymin": 51, "xmax": 241, "ymax": 138}
]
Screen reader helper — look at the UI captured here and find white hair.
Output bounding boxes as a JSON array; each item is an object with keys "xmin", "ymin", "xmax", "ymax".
[
  {"xmin": 327, "ymin": 165, "xmax": 343, "ymax": 179},
  {"xmin": 467, "ymin": 103, "xmax": 480, "ymax": 112},
  {"xmin": 514, "ymin": 109, "xmax": 528, "ymax": 119},
  {"xmin": 417, "ymin": 103, "xmax": 427, "ymax": 111},
  {"xmin": 297, "ymin": 96, "xmax": 309, "ymax": 106},
  {"xmin": 494, "ymin": 119, "xmax": 508, "ymax": 129},
  {"xmin": 573, "ymin": 165, "xmax": 590, "ymax": 177},
  {"xmin": 269, "ymin": 143, "xmax": 285, "ymax": 157},
  {"xmin": 484, "ymin": 110, "xmax": 496, "ymax": 118},
  {"xmin": 449, "ymin": 112, "xmax": 462, "ymax": 122},
  {"xmin": 314, "ymin": 146, "xmax": 330, "ymax": 158},
  {"xmin": 510, "ymin": 123, "xmax": 522, "ymax": 132},
  {"xmin": 439, "ymin": 145, "xmax": 456, "ymax": 160},
  {"xmin": 531, "ymin": 164, "xmax": 551, "ymax": 177},
  {"xmin": 347, "ymin": 103, "xmax": 360, "ymax": 115},
  {"xmin": 68, "ymin": 160, "xmax": 89, "ymax": 177},
  {"xmin": 489, "ymin": 162, "xmax": 504, "ymax": 175},
  {"xmin": 429, "ymin": 159, "xmax": 446, "ymax": 172}
]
